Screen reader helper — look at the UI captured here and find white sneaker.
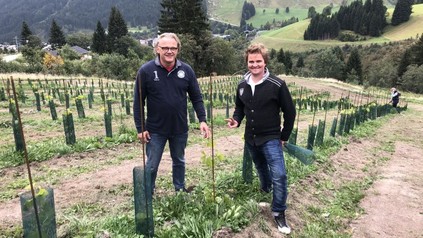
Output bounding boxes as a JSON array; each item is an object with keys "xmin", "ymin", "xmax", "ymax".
[{"xmin": 274, "ymin": 212, "xmax": 291, "ymax": 234}]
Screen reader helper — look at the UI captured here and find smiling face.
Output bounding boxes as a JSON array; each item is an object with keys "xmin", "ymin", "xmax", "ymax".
[
  {"xmin": 155, "ymin": 35, "xmax": 179, "ymax": 68},
  {"xmin": 247, "ymin": 53, "xmax": 266, "ymax": 80}
]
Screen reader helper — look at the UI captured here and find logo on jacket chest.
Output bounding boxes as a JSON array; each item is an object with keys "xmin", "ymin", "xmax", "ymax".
[
  {"xmin": 177, "ymin": 70, "xmax": 185, "ymax": 78},
  {"xmin": 239, "ymin": 88, "xmax": 244, "ymax": 96},
  {"xmin": 153, "ymin": 70, "xmax": 160, "ymax": 81}
]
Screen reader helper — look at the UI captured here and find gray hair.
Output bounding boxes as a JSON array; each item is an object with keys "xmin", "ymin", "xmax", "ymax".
[{"xmin": 153, "ymin": 32, "xmax": 181, "ymax": 55}]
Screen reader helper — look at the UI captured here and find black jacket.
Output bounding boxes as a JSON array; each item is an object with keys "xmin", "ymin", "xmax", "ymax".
[
  {"xmin": 133, "ymin": 57, "xmax": 206, "ymax": 135},
  {"xmin": 233, "ymin": 71, "xmax": 296, "ymax": 146}
]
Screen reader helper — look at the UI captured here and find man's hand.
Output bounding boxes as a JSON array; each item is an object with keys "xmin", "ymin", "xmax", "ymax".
[
  {"xmin": 137, "ymin": 131, "xmax": 151, "ymax": 144},
  {"xmin": 224, "ymin": 118, "xmax": 238, "ymax": 128},
  {"xmin": 200, "ymin": 122, "xmax": 211, "ymax": 139}
]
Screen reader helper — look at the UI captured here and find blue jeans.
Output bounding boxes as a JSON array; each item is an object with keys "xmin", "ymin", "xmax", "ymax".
[
  {"xmin": 246, "ymin": 139, "xmax": 288, "ymax": 213},
  {"xmin": 146, "ymin": 132, "xmax": 188, "ymax": 191}
]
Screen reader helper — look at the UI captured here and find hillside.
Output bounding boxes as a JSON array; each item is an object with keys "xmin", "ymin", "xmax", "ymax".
[
  {"xmin": 0, "ymin": 0, "xmax": 379, "ymax": 43},
  {"xmin": 208, "ymin": 0, "xmax": 344, "ymax": 24},
  {"xmin": 254, "ymin": 3, "xmax": 423, "ymax": 52},
  {"xmin": 1, "ymin": 0, "xmax": 418, "ymax": 52},
  {"xmin": 0, "ymin": 0, "xmax": 160, "ymax": 43}
]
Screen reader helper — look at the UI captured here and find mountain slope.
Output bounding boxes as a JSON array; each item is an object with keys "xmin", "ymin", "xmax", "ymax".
[
  {"xmin": 0, "ymin": 0, "xmax": 160, "ymax": 43},
  {"xmin": 254, "ymin": 3, "xmax": 423, "ymax": 52}
]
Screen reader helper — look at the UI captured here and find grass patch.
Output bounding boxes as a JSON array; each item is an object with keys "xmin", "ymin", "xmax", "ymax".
[
  {"xmin": 0, "ymin": 127, "xmax": 138, "ymax": 169},
  {"xmin": 300, "ymin": 178, "xmax": 372, "ymax": 237}
]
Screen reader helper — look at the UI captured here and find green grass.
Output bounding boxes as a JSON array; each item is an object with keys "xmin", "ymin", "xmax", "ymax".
[
  {"xmin": 254, "ymin": 18, "xmax": 393, "ymax": 52},
  {"xmin": 248, "ymin": 5, "xmax": 340, "ymax": 28},
  {"xmin": 209, "ymin": 0, "xmax": 341, "ymax": 26},
  {"xmin": 253, "ymin": 3, "xmax": 423, "ymax": 52},
  {"xmin": 384, "ymin": 4, "xmax": 423, "ymax": 41},
  {"xmin": 128, "ymin": 26, "xmax": 148, "ymax": 33},
  {"xmin": 300, "ymin": 178, "xmax": 373, "ymax": 237},
  {"xmin": 208, "ymin": 0, "xmax": 244, "ymax": 24}
]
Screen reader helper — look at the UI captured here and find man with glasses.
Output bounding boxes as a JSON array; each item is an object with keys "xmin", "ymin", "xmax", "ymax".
[{"xmin": 133, "ymin": 32, "xmax": 210, "ymax": 193}]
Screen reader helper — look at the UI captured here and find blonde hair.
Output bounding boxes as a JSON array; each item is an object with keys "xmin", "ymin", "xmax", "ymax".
[
  {"xmin": 153, "ymin": 32, "xmax": 181, "ymax": 55},
  {"xmin": 245, "ymin": 43, "xmax": 269, "ymax": 64}
]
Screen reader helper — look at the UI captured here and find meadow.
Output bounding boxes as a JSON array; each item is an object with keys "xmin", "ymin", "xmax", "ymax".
[
  {"xmin": 253, "ymin": 4, "xmax": 423, "ymax": 52},
  {"xmin": 207, "ymin": 0, "xmax": 423, "ymax": 53}
]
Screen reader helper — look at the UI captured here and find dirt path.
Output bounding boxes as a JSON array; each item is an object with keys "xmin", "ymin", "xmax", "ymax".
[
  {"xmin": 232, "ymin": 80, "xmax": 423, "ymax": 237},
  {"xmin": 350, "ymin": 103, "xmax": 423, "ymax": 238}
]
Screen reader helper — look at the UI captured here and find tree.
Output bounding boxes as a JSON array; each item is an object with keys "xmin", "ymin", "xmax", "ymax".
[
  {"xmin": 263, "ymin": 21, "xmax": 271, "ymax": 30},
  {"xmin": 157, "ymin": 0, "xmax": 211, "ymax": 76},
  {"xmin": 401, "ymin": 65, "xmax": 423, "ymax": 93},
  {"xmin": 158, "ymin": 0, "xmax": 209, "ymax": 37},
  {"xmin": 269, "ymin": 48, "xmax": 277, "ymax": 59},
  {"xmin": 296, "ymin": 55, "xmax": 305, "ymax": 68},
  {"xmin": 49, "ymin": 19, "xmax": 66, "ymax": 49},
  {"xmin": 367, "ymin": 60, "xmax": 397, "ymax": 87},
  {"xmin": 26, "ymin": 35, "xmax": 42, "ymax": 49},
  {"xmin": 114, "ymin": 35, "xmax": 145, "ymax": 57},
  {"xmin": 411, "ymin": 34, "xmax": 423, "ymax": 66},
  {"xmin": 92, "ymin": 21, "xmax": 107, "ymax": 54},
  {"xmin": 391, "ymin": 0, "xmax": 413, "ymax": 26},
  {"xmin": 43, "ymin": 53, "xmax": 64, "ymax": 74},
  {"xmin": 277, "ymin": 48, "xmax": 285, "ymax": 63},
  {"xmin": 240, "ymin": 18, "xmax": 247, "ymax": 31},
  {"xmin": 203, "ymin": 37, "xmax": 237, "ymax": 75},
  {"xmin": 285, "ymin": 7, "xmax": 290, "ymax": 13},
  {"xmin": 308, "ymin": 6, "xmax": 317, "ymax": 18},
  {"xmin": 312, "ymin": 49, "xmax": 345, "ymax": 79},
  {"xmin": 322, "ymin": 5, "xmax": 332, "ymax": 16},
  {"xmin": 94, "ymin": 53, "xmax": 134, "ymax": 80},
  {"xmin": 397, "ymin": 49, "xmax": 412, "ymax": 77},
  {"xmin": 20, "ymin": 46, "xmax": 44, "ymax": 72},
  {"xmin": 275, "ymin": 8, "xmax": 280, "ymax": 14},
  {"xmin": 59, "ymin": 45, "xmax": 80, "ymax": 61},
  {"xmin": 66, "ymin": 32, "xmax": 92, "ymax": 49},
  {"xmin": 284, "ymin": 51, "xmax": 293, "ymax": 74},
  {"xmin": 304, "ymin": 13, "xmax": 340, "ymax": 40},
  {"xmin": 107, "ymin": 7, "xmax": 128, "ymax": 53},
  {"xmin": 346, "ymin": 49, "xmax": 363, "ymax": 84},
  {"xmin": 240, "ymin": 1, "xmax": 256, "ymax": 20},
  {"xmin": 20, "ymin": 21, "xmax": 32, "ymax": 46}
]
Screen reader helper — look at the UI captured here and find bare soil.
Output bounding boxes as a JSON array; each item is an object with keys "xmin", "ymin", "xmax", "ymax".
[{"xmin": 1, "ymin": 77, "xmax": 422, "ymax": 237}]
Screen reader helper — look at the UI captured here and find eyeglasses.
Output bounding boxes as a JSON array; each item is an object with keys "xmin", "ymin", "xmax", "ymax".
[{"xmin": 158, "ymin": 46, "xmax": 178, "ymax": 52}]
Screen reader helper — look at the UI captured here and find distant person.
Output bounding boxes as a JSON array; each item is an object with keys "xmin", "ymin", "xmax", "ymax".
[
  {"xmin": 133, "ymin": 32, "xmax": 210, "ymax": 193},
  {"xmin": 389, "ymin": 87, "xmax": 401, "ymax": 113},
  {"xmin": 225, "ymin": 43, "xmax": 296, "ymax": 234}
]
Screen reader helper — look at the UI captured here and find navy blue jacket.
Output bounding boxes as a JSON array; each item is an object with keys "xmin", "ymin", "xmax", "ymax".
[
  {"xmin": 233, "ymin": 71, "xmax": 296, "ymax": 146},
  {"xmin": 133, "ymin": 57, "xmax": 206, "ymax": 135}
]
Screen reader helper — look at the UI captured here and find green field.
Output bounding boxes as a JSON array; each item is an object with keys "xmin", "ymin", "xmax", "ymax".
[
  {"xmin": 253, "ymin": 4, "xmax": 423, "ymax": 52},
  {"xmin": 208, "ymin": 0, "xmax": 245, "ymax": 24},
  {"xmin": 384, "ymin": 4, "xmax": 423, "ymax": 41},
  {"xmin": 209, "ymin": 0, "xmax": 423, "ymax": 52},
  {"xmin": 209, "ymin": 0, "xmax": 337, "ymax": 27},
  {"xmin": 246, "ymin": 5, "xmax": 340, "ymax": 28}
]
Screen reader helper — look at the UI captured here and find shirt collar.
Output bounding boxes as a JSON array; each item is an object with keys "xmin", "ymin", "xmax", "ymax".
[
  {"xmin": 154, "ymin": 57, "xmax": 182, "ymax": 70},
  {"xmin": 244, "ymin": 67, "xmax": 270, "ymax": 84}
]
